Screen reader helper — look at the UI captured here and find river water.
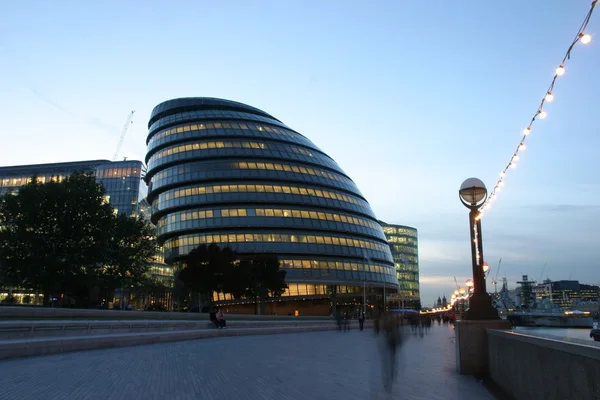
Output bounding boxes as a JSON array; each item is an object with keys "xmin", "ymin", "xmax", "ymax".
[{"xmin": 515, "ymin": 323, "xmax": 598, "ymax": 343}]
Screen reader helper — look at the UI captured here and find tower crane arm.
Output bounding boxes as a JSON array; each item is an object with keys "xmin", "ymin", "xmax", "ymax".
[{"xmin": 113, "ymin": 110, "xmax": 135, "ymax": 160}]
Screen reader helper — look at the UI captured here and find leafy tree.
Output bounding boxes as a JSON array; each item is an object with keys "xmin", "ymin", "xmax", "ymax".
[
  {"xmin": 177, "ymin": 243, "xmax": 236, "ymax": 310},
  {"xmin": 102, "ymin": 214, "xmax": 157, "ymax": 307},
  {"xmin": 0, "ymin": 173, "xmax": 114, "ymax": 304},
  {"xmin": 239, "ymin": 254, "xmax": 288, "ymax": 314}
]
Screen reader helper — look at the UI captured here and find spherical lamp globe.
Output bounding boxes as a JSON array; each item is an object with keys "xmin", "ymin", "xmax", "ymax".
[{"xmin": 459, "ymin": 178, "xmax": 487, "ymax": 206}]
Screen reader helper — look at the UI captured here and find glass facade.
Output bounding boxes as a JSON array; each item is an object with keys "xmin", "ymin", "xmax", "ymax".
[
  {"xmin": 0, "ymin": 159, "xmax": 158, "ymax": 306},
  {"xmin": 0, "ymin": 159, "xmax": 143, "ymax": 217},
  {"xmin": 145, "ymin": 97, "xmax": 398, "ymax": 302},
  {"xmin": 379, "ymin": 222, "xmax": 421, "ymax": 308}
]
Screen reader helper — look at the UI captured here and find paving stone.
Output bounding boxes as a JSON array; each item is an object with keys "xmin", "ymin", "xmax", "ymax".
[{"xmin": 0, "ymin": 323, "xmax": 495, "ymax": 399}]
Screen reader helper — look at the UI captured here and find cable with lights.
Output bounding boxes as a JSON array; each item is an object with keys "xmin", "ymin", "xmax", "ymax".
[{"xmin": 477, "ymin": 1, "xmax": 597, "ymax": 220}]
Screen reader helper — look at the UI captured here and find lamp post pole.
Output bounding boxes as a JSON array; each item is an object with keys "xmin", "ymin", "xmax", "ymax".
[
  {"xmin": 363, "ymin": 261, "xmax": 367, "ymax": 316},
  {"xmin": 459, "ymin": 178, "xmax": 499, "ymax": 320}
]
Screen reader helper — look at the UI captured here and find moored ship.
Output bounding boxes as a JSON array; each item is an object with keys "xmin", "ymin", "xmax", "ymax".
[{"xmin": 507, "ymin": 310, "xmax": 594, "ymax": 328}]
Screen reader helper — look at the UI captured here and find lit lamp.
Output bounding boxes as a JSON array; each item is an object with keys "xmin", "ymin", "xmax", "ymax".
[
  {"xmin": 459, "ymin": 178, "xmax": 500, "ymax": 320},
  {"xmin": 483, "ymin": 262, "xmax": 490, "ymax": 274}
]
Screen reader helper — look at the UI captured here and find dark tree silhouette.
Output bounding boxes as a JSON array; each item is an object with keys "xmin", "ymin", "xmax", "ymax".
[
  {"xmin": 177, "ymin": 243, "xmax": 237, "ymax": 310},
  {"xmin": 238, "ymin": 254, "xmax": 288, "ymax": 314}
]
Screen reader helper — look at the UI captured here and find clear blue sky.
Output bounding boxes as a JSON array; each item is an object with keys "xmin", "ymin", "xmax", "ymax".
[{"xmin": 1, "ymin": 0, "xmax": 599, "ymax": 305}]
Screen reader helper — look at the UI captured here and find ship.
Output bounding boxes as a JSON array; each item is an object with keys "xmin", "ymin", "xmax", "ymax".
[
  {"xmin": 507, "ymin": 310, "xmax": 594, "ymax": 328},
  {"xmin": 504, "ymin": 275, "xmax": 594, "ymax": 329}
]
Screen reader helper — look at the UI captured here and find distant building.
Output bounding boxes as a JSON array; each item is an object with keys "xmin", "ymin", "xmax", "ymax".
[
  {"xmin": 0, "ymin": 159, "xmax": 171, "ymax": 307},
  {"xmin": 534, "ymin": 279, "xmax": 600, "ymax": 309},
  {"xmin": 0, "ymin": 159, "xmax": 143, "ymax": 217},
  {"xmin": 379, "ymin": 222, "xmax": 420, "ymax": 309}
]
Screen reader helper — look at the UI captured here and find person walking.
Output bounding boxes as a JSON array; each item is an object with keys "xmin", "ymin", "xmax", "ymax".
[{"xmin": 359, "ymin": 311, "xmax": 365, "ymax": 331}]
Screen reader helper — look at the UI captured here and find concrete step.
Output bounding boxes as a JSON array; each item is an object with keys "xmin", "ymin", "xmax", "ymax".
[
  {"xmin": 0, "ymin": 306, "xmax": 332, "ymax": 321},
  {"xmin": 0, "ymin": 324, "xmax": 345, "ymax": 361},
  {"xmin": 0, "ymin": 319, "xmax": 337, "ymax": 340}
]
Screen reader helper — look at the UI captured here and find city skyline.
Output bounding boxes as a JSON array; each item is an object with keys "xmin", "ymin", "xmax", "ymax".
[{"xmin": 1, "ymin": 1, "xmax": 599, "ymax": 303}]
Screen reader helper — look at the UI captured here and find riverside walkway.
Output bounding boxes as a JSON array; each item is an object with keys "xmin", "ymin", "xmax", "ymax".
[{"xmin": 0, "ymin": 323, "xmax": 496, "ymax": 400}]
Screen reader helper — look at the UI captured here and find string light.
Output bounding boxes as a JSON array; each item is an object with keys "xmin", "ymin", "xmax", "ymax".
[{"xmin": 480, "ymin": 1, "xmax": 597, "ymax": 216}]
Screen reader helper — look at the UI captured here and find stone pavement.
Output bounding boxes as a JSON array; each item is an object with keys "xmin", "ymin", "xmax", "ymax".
[{"xmin": 0, "ymin": 323, "xmax": 496, "ymax": 400}]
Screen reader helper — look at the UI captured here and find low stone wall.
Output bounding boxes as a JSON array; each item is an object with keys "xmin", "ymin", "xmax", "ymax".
[
  {"xmin": 487, "ymin": 329, "xmax": 600, "ymax": 400},
  {"xmin": 0, "ymin": 306, "xmax": 332, "ymax": 321},
  {"xmin": 0, "ymin": 319, "xmax": 336, "ymax": 340}
]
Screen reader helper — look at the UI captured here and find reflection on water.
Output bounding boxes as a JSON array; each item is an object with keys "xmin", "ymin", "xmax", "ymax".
[{"xmin": 515, "ymin": 326, "xmax": 596, "ymax": 341}]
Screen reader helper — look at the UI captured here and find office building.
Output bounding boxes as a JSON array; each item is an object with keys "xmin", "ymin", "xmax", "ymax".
[
  {"xmin": 0, "ymin": 159, "xmax": 143, "ymax": 217},
  {"xmin": 145, "ymin": 97, "xmax": 397, "ymax": 315},
  {"xmin": 379, "ymin": 222, "xmax": 420, "ymax": 310},
  {"xmin": 0, "ymin": 159, "xmax": 150, "ymax": 305}
]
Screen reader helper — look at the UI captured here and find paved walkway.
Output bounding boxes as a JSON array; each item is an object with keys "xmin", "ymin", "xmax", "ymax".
[{"xmin": 0, "ymin": 323, "xmax": 495, "ymax": 400}]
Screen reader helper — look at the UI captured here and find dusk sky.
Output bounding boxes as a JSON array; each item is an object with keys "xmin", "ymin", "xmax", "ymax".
[{"xmin": 2, "ymin": 0, "xmax": 599, "ymax": 305}]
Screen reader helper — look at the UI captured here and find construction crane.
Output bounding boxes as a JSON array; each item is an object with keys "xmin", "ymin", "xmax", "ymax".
[
  {"xmin": 112, "ymin": 110, "xmax": 135, "ymax": 161},
  {"xmin": 491, "ymin": 258, "xmax": 502, "ymax": 293},
  {"xmin": 539, "ymin": 262, "xmax": 547, "ymax": 283}
]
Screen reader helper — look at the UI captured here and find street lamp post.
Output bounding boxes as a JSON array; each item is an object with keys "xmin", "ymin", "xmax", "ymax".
[{"xmin": 459, "ymin": 178, "xmax": 499, "ymax": 320}]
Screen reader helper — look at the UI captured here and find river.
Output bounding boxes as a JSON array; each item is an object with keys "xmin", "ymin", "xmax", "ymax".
[{"xmin": 515, "ymin": 324, "xmax": 598, "ymax": 343}]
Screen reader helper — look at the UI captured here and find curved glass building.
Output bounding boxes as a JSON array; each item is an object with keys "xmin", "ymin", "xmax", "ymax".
[
  {"xmin": 145, "ymin": 97, "xmax": 397, "ymax": 315},
  {"xmin": 380, "ymin": 222, "xmax": 420, "ymax": 309}
]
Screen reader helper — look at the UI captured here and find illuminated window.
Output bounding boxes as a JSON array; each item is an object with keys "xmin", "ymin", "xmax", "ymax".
[{"xmin": 164, "ymin": 232, "xmax": 390, "ymax": 253}]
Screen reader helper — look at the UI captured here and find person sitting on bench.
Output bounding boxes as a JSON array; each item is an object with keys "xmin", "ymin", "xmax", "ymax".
[
  {"xmin": 209, "ymin": 308, "xmax": 220, "ymax": 328},
  {"xmin": 217, "ymin": 309, "xmax": 227, "ymax": 329}
]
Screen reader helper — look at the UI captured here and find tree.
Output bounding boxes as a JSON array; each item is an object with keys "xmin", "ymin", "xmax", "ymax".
[
  {"xmin": 0, "ymin": 173, "xmax": 114, "ymax": 304},
  {"xmin": 239, "ymin": 254, "xmax": 288, "ymax": 315},
  {"xmin": 102, "ymin": 214, "xmax": 157, "ymax": 307},
  {"xmin": 177, "ymin": 243, "xmax": 236, "ymax": 310}
]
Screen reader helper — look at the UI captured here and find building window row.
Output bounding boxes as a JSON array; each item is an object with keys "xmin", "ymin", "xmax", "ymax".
[
  {"xmin": 382, "ymin": 227, "xmax": 417, "ymax": 237},
  {"xmin": 395, "ymin": 262, "xmax": 419, "ymax": 272},
  {"xmin": 149, "ymin": 265, "xmax": 174, "ymax": 277},
  {"xmin": 0, "ymin": 175, "xmax": 66, "ymax": 188},
  {"xmin": 387, "ymin": 236, "xmax": 418, "ymax": 246},
  {"xmin": 149, "ymin": 121, "xmax": 295, "ymax": 146},
  {"xmin": 163, "ymin": 232, "xmax": 391, "ymax": 253},
  {"xmin": 149, "ymin": 161, "xmax": 353, "ymax": 190},
  {"xmin": 390, "ymin": 244, "xmax": 418, "ymax": 255},
  {"xmin": 157, "ymin": 183, "xmax": 366, "ymax": 207},
  {"xmin": 157, "ymin": 207, "xmax": 380, "ymax": 231},
  {"xmin": 281, "ymin": 259, "xmax": 394, "ymax": 275},
  {"xmin": 235, "ymin": 161, "xmax": 347, "ymax": 184},
  {"xmin": 213, "ymin": 283, "xmax": 369, "ymax": 302},
  {"xmin": 95, "ymin": 167, "xmax": 140, "ymax": 179},
  {"xmin": 148, "ymin": 141, "xmax": 316, "ymax": 166}
]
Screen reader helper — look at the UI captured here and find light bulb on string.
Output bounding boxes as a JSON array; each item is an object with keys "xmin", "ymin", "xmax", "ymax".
[
  {"xmin": 580, "ymin": 33, "xmax": 592, "ymax": 44},
  {"xmin": 478, "ymin": 2, "xmax": 597, "ymax": 221}
]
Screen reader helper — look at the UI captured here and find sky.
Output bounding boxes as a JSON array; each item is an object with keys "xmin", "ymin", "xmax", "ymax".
[{"xmin": 1, "ymin": 0, "xmax": 599, "ymax": 306}]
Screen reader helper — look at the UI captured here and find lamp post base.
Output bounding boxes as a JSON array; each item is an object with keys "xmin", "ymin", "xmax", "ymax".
[{"xmin": 464, "ymin": 292, "xmax": 500, "ymax": 320}]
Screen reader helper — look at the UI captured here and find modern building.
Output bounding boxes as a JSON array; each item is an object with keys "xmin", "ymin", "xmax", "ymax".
[
  {"xmin": 0, "ymin": 159, "xmax": 149, "ymax": 305},
  {"xmin": 0, "ymin": 159, "xmax": 143, "ymax": 217},
  {"xmin": 534, "ymin": 279, "xmax": 600, "ymax": 309},
  {"xmin": 144, "ymin": 97, "xmax": 397, "ymax": 315},
  {"xmin": 379, "ymin": 222, "xmax": 420, "ymax": 309}
]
